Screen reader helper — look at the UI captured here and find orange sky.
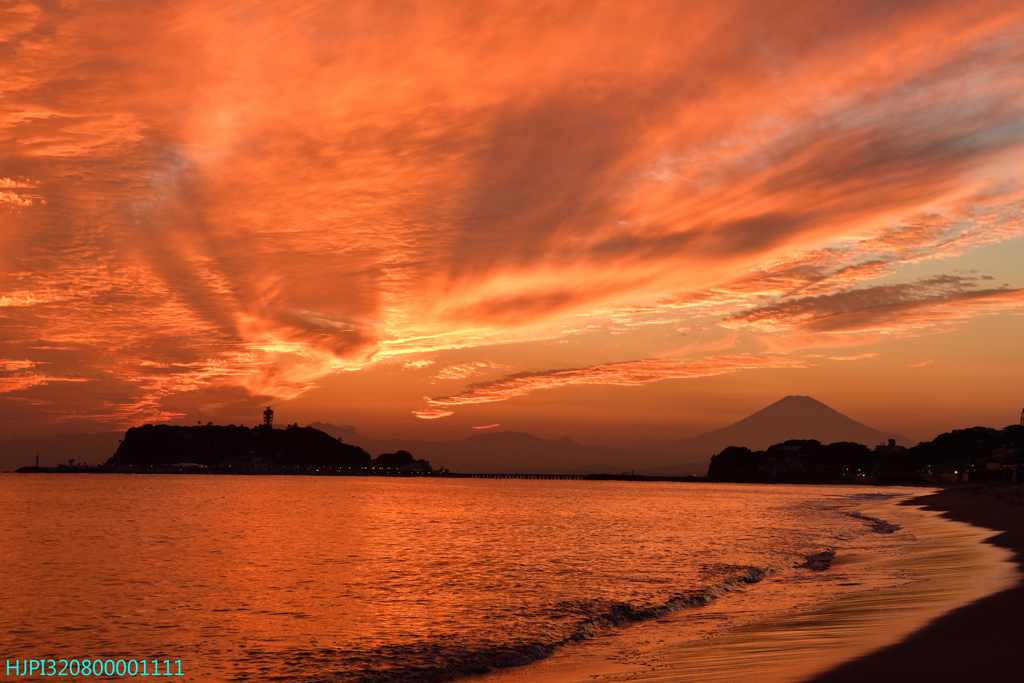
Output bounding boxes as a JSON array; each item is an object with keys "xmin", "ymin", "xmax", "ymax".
[{"xmin": 2, "ymin": 0, "xmax": 1023, "ymax": 446}]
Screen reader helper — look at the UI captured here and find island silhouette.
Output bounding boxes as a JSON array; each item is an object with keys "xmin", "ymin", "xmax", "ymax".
[
  {"xmin": 93, "ymin": 418, "xmax": 436, "ymax": 475},
  {"xmin": 107, "ymin": 422, "xmax": 372, "ymax": 472}
]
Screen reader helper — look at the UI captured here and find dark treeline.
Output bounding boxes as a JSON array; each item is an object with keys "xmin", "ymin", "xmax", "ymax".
[
  {"xmin": 707, "ymin": 425, "xmax": 1024, "ymax": 484},
  {"xmin": 17, "ymin": 421, "xmax": 1024, "ymax": 483}
]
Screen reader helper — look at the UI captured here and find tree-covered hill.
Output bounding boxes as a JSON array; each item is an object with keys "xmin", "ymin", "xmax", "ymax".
[
  {"xmin": 707, "ymin": 425, "xmax": 1024, "ymax": 484},
  {"xmin": 106, "ymin": 423, "xmax": 371, "ymax": 471}
]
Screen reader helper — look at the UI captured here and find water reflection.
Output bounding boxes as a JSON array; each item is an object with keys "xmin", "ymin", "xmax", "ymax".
[{"xmin": 0, "ymin": 476, "xmax": 920, "ymax": 682}]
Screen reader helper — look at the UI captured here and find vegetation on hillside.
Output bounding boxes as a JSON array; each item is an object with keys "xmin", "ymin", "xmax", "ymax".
[{"xmin": 707, "ymin": 425, "xmax": 1024, "ymax": 484}]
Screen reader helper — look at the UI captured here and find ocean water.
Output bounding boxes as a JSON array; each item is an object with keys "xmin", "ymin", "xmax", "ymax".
[{"xmin": 1, "ymin": 476, "xmax": 922, "ymax": 682}]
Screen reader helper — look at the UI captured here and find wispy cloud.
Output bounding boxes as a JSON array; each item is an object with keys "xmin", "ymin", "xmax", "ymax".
[
  {"xmin": 413, "ymin": 408, "xmax": 455, "ymax": 420},
  {"xmin": 3, "ymin": 0, "xmax": 1024, "ymax": 430},
  {"xmin": 0, "ymin": 177, "xmax": 44, "ymax": 206},
  {"xmin": 724, "ymin": 274, "xmax": 1023, "ymax": 347},
  {"xmin": 434, "ymin": 361, "xmax": 511, "ymax": 381},
  {"xmin": 0, "ymin": 178, "xmax": 40, "ymax": 188},
  {"xmin": 0, "ymin": 359, "xmax": 37, "ymax": 372},
  {"xmin": 426, "ymin": 355, "xmax": 808, "ymax": 408},
  {"xmin": 0, "ymin": 374, "xmax": 92, "ymax": 394}
]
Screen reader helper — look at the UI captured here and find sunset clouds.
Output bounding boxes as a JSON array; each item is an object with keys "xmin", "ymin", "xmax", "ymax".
[
  {"xmin": 2, "ymin": 0, "xmax": 1024, "ymax": 435},
  {"xmin": 425, "ymin": 356, "xmax": 809, "ymax": 409}
]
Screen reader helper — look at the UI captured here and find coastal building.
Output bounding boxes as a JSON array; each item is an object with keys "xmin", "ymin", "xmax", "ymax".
[{"xmin": 874, "ymin": 438, "xmax": 906, "ymax": 454}]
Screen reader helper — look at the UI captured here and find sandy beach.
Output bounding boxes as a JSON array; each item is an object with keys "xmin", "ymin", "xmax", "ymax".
[
  {"xmin": 473, "ymin": 485, "xmax": 1023, "ymax": 683},
  {"xmin": 811, "ymin": 485, "xmax": 1024, "ymax": 683}
]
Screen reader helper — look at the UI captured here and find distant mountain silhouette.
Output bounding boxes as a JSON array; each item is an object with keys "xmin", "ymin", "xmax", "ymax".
[
  {"xmin": 0, "ymin": 432, "xmax": 123, "ymax": 471},
  {"xmin": 1, "ymin": 399, "xmax": 904, "ymax": 476},
  {"xmin": 308, "ymin": 423, "xmax": 707, "ymax": 475},
  {"xmin": 658, "ymin": 396, "xmax": 910, "ymax": 471}
]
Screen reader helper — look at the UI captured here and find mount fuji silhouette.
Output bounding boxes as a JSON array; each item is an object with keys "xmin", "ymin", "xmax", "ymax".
[
  {"xmin": 311, "ymin": 396, "xmax": 907, "ymax": 476},
  {"xmin": 657, "ymin": 395, "xmax": 910, "ymax": 470}
]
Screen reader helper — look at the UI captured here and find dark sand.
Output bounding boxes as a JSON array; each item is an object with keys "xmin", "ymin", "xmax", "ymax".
[{"xmin": 810, "ymin": 485, "xmax": 1024, "ymax": 683}]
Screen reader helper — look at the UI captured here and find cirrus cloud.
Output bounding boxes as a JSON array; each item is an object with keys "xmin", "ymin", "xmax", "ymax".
[
  {"xmin": 425, "ymin": 355, "xmax": 809, "ymax": 408},
  {"xmin": 2, "ymin": 0, "xmax": 1024, "ymax": 432}
]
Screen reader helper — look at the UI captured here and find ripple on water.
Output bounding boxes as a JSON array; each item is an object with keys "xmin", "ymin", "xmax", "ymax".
[{"xmin": 0, "ymin": 476, "xmax": 937, "ymax": 682}]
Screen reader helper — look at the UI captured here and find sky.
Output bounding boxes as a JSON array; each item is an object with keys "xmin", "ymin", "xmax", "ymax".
[{"xmin": 2, "ymin": 0, "xmax": 1023, "ymax": 447}]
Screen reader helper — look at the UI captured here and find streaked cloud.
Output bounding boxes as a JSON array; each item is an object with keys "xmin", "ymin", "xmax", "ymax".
[
  {"xmin": 724, "ymin": 274, "xmax": 1023, "ymax": 347},
  {"xmin": 0, "ymin": 374, "xmax": 91, "ymax": 394},
  {"xmin": 2, "ymin": 0, "xmax": 1024, "ymax": 433},
  {"xmin": 412, "ymin": 408, "xmax": 455, "ymax": 421},
  {"xmin": 0, "ymin": 291, "xmax": 48, "ymax": 307},
  {"xmin": 0, "ymin": 191, "xmax": 42, "ymax": 207},
  {"xmin": 434, "ymin": 361, "xmax": 511, "ymax": 381},
  {"xmin": 0, "ymin": 178, "xmax": 43, "ymax": 206},
  {"xmin": 0, "ymin": 359, "xmax": 37, "ymax": 372},
  {"xmin": 425, "ymin": 355, "xmax": 808, "ymax": 408}
]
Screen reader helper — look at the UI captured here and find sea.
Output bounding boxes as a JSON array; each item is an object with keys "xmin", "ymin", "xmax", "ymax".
[{"xmin": 0, "ymin": 475, "xmax": 1012, "ymax": 682}]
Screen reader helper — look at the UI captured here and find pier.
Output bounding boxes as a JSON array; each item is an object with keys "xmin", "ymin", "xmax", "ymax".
[
  {"xmin": 458, "ymin": 472, "xmax": 704, "ymax": 482},
  {"xmin": 463, "ymin": 472, "xmax": 586, "ymax": 480}
]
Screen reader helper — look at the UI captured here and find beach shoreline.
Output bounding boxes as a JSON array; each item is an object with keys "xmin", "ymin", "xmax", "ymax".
[
  {"xmin": 808, "ymin": 484, "xmax": 1024, "ymax": 683},
  {"xmin": 470, "ymin": 485, "xmax": 1022, "ymax": 683}
]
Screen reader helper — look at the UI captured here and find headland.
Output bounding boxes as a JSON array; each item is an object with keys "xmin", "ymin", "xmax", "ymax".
[{"xmin": 15, "ymin": 423, "xmax": 439, "ymax": 476}]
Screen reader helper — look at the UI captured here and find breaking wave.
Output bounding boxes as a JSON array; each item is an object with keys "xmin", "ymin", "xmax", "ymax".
[
  {"xmin": 263, "ymin": 568, "xmax": 772, "ymax": 683},
  {"xmin": 798, "ymin": 548, "xmax": 836, "ymax": 571},
  {"xmin": 847, "ymin": 511, "xmax": 902, "ymax": 534}
]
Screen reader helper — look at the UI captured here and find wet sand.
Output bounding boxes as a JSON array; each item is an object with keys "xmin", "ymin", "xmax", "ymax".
[
  {"xmin": 810, "ymin": 485, "xmax": 1024, "ymax": 683},
  {"xmin": 474, "ymin": 486, "xmax": 1022, "ymax": 683}
]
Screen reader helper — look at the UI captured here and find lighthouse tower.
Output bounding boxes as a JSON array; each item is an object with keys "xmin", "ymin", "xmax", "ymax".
[{"xmin": 263, "ymin": 406, "xmax": 274, "ymax": 428}]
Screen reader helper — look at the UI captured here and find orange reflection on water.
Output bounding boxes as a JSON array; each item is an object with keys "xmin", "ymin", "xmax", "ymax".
[{"xmin": 0, "ymin": 476, "xmax": 941, "ymax": 682}]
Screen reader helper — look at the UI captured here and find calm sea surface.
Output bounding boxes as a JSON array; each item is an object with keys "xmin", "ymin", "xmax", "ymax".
[{"xmin": 0, "ymin": 475, "xmax": 918, "ymax": 682}]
